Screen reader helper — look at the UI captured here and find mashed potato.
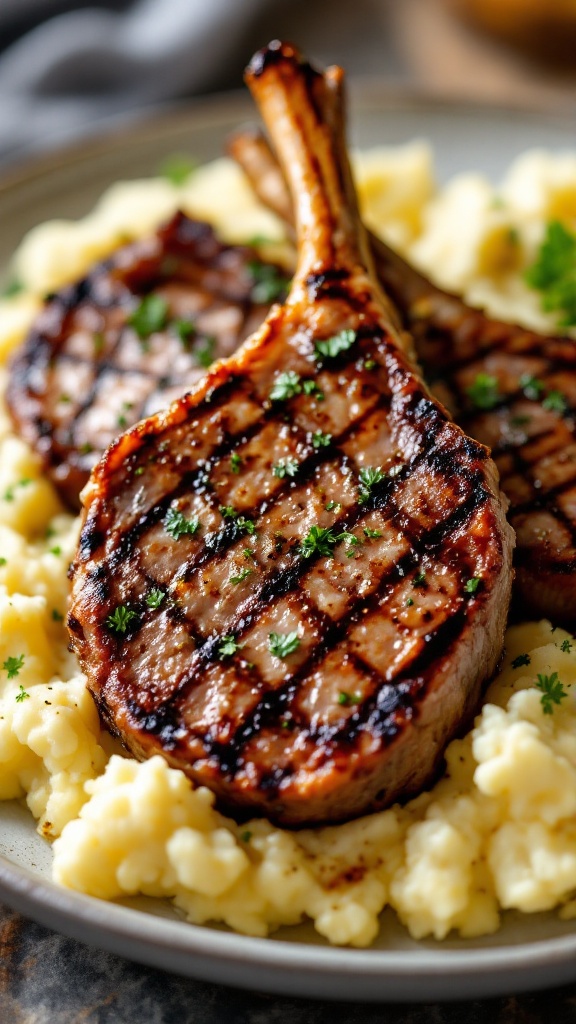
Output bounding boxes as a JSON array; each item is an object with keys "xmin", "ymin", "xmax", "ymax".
[{"xmin": 1, "ymin": 145, "xmax": 576, "ymax": 946}]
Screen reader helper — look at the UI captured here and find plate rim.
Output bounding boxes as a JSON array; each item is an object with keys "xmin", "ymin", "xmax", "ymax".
[{"xmin": 2, "ymin": 84, "xmax": 576, "ymax": 1002}]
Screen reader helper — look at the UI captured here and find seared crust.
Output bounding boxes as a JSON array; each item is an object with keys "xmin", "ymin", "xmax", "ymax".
[
  {"xmin": 68, "ymin": 43, "xmax": 513, "ymax": 826},
  {"xmin": 230, "ymin": 127, "xmax": 576, "ymax": 626},
  {"xmin": 6, "ymin": 213, "xmax": 284, "ymax": 508}
]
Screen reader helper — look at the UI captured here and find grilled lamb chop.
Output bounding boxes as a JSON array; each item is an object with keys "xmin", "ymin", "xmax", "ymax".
[
  {"xmin": 6, "ymin": 213, "xmax": 286, "ymax": 509},
  {"xmin": 68, "ymin": 42, "xmax": 513, "ymax": 826},
  {"xmin": 229, "ymin": 125, "xmax": 576, "ymax": 626}
]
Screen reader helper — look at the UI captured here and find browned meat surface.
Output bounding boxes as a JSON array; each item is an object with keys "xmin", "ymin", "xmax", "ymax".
[
  {"xmin": 6, "ymin": 213, "xmax": 286, "ymax": 509},
  {"xmin": 68, "ymin": 42, "xmax": 513, "ymax": 826},
  {"xmin": 230, "ymin": 125, "xmax": 576, "ymax": 626}
]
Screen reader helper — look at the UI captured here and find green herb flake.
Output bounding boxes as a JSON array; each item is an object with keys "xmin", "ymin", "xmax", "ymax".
[
  {"xmin": 466, "ymin": 373, "xmax": 501, "ymax": 411},
  {"xmin": 405, "ymin": 597, "xmax": 414, "ymax": 607},
  {"xmin": 535, "ymin": 671, "xmax": 567, "ymax": 714},
  {"xmin": 51, "ymin": 608, "xmax": 64, "ymax": 622},
  {"xmin": 524, "ymin": 220, "xmax": 576, "ymax": 327},
  {"xmin": 218, "ymin": 635, "xmax": 243, "ymax": 659},
  {"xmin": 560, "ymin": 639, "xmax": 573, "ymax": 653},
  {"xmin": 193, "ymin": 336, "xmax": 216, "ymax": 369},
  {"xmin": 300, "ymin": 525, "xmax": 338, "ymax": 559},
  {"xmin": 106, "ymin": 605, "xmax": 138, "ymax": 635},
  {"xmin": 49, "ymin": 546, "xmax": 62, "ymax": 557},
  {"xmin": 325, "ymin": 501, "xmax": 341, "ymax": 512},
  {"xmin": 173, "ymin": 319, "xmax": 196, "ymax": 344},
  {"xmin": 15, "ymin": 683, "xmax": 30, "ymax": 703},
  {"xmin": 1, "ymin": 277, "xmax": 23, "ymax": 298},
  {"xmin": 268, "ymin": 630, "xmax": 300, "ymax": 659},
  {"xmin": 219, "ymin": 507, "xmax": 256, "ymax": 536},
  {"xmin": 240, "ymin": 830, "xmax": 252, "ymax": 843},
  {"xmin": 364, "ymin": 359, "xmax": 376, "ymax": 370},
  {"xmin": 159, "ymin": 153, "xmax": 199, "ymax": 186},
  {"xmin": 146, "ymin": 588, "xmax": 165, "ymax": 609},
  {"xmin": 302, "ymin": 380, "xmax": 325, "ymax": 400},
  {"xmin": 272, "ymin": 457, "xmax": 299, "ymax": 479},
  {"xmin": 128, "ymin": 294, "xmax": 168, "ymax": 340},
  {"xmin": 79, "ymin": 442, "xmax": 93, "ymax": 456},
  {"xmin": 511, "ymin": 653, "xmax": 531, "ymax": 669},
  {"xmin": 311, "ymin": 430, "xmax": 332, "ymax": 449},
  {"xmin": 413, "ymin": 570, "xmax": 427, "ymax": 588},
  {"xmin": 248, "ymin": 261, "xmax": 290, "ymax": 304},
  {"xmin": 314, "ymin": 328, "xmax": 356, "ymax": 360},
  {"xmin": 164, "ymin": 507, "xmax": 200, "ymax": 540},
  {"xmin": 464, "ymin": 577, "xmax": 481, "ymax": 594},
  {"xmin": 4, "ymin": 654, "xmax": 25, "ymax": 680},
  {"xmin": 229, "ymin": 568, "xmax": 252, "ymax": 586},
  {"xmin": 519, "ymin": 374, "xmax": 545, "ymax": 401},
  {"xmin": 363, "ymin": 527, "xmax": 382, "ymax": 539},
  {"xmin": 338, "ymin": 691, "xmax": 362, "ymax": 707},
  {"xmin": 0, "ymin": 557, "xmax": 6, "ymax": 567},
  {"xmin": 270, "ymin": 371, "xmax": 302, "ymax": 402},
  {"xmin": 337, "ymin": 531, "xmax": 362, "ymax": 557},
  {"xmin": 58, "ymin": 393, "xmax": 72, "ymax": 404},
  {"xmin": 230, "ymin": 453, "xmax": 243, "ymax": 475},
  {"xmin": 358, "ymin": 466, "xmax": 386, "ymax": 504},
  {"xmin": 134, "ymin": 466, "xmax": 145, "ymax": 477},
  {"xmin": 542, "ymin": 390, "xmax": 568, "ymax": 414},
  {"xmin": 243, "ymin": 548, "xmax": 256, "ymax": 561}
]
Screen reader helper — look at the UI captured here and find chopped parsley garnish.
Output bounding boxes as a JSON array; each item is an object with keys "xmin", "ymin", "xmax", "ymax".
[
  {"xmin": 240, "ymin": 830, "xmax": 252, "ymax": 843},
  {"xmin": 466, "ymin": 373, "xmax": 501, "ymax": 411},
  {"xmin": 511, "ymin": 653, "xmax": 531, "ymax": 669},
  {"xmin": 464, "ymin": 577, "xmax": 481, "ymax": 594},
  {"xmin": 193, "ymin": 336, "xmax": 216, "ymax": 369},
  {"xmin": 337, "ymin": 531, "xmax": 362, "ymax": 557},
  {"xmin": 268, "ymin": 631, "xmax": 300, "ymax": 659},
  {"xmin": 159, "ymin": 153, "xmax": 199, "ymax": 186},
  {"xmin": 325, "ymin": 501, "xmax": 341, "ymax": 512},
  {"xmin": 229, "ymin": 568, "xmax": 252, "ymax": 586},
  {"xmin": 3, "ymin": 654, "xmax": 24, "ymax": 679},
  {"xmin": 173, "ymin": 318, "xmax": 196, "ymax": 344},
  {"xmin": 230, "ymin": 453, "xmax": 243, "ymax": 474},
  {"xmin": 302, "ymin": 380, "xmax": 325, "ymax": 400},
  {"xmin": 358, "ymin": 466, "xmax": 385, "ymax": 504},
  {"xmin": 164, "ymin": 507, "xmax": 200, "ymax": 540},
  {"xmin": 134, "ymin": 466, "xmax": 145, "ymax": 477},
  {"xmin": 535, "ymin": 671, "xmax": 567, "ymax": 714},
  {"xmin": 311, "ymin": 430, "xmax": 332, "ymax": 449},
  {"xmin": 51, "ymin": 608, "xmax": 64, "ymax": 622},
  {"xmin": 363, "ymin": 527, "xmax": 382, "ymax": 539},
  {"xmin": 519, "ymin": 374, "xmax": 545, "ymax": 400},
  {"xmin": 0, "ymin": 557, "xmax": 6, "ymax": 566},
  {"xmin": 270, "ymin": 371, "xmax": 302, "ymax": 402},
  {"xmin": 1, "ymin": 276, "xmax": 23, "ymax": 298},
  {"xmin": 248, "ymin": 261, "xmax": 290, "ymax": 304},
  {"xmin": 272, "ymin": 457, "xmax": 299, "ymax": 479},
  {"xmin": 510, "ymin": 414, "xmax": 531, "ymax": 427},
  {"xmin": 560, "ymin": 639, "xmax": 573, "ymax": 653},
  {"xmin": 524, "ymin": 220, "xmax": 576, "ymax": 327},
  {"xmin": 4, "ymin": 479, "xmax": 32, "ymax": 502},
  {"xmin": 542, "ymin": 390, "xmax": 568, "ymax": 414},
  {"xmin": 364, "ymin": 359, "xmax": 376, "ymax": 370},
  {"xmin": 405, "ymin": 597, "xmax": 414, "ymax": 607},
  {"xmin": 269, "ymin": 372, "xmax": 323, "ymax": 402},
  {"xmin": 79, "ymin": 443, "xmax": 93, "ymax": 455},
  {"xmin": 146, "ymin": 588, "xmax": 165, "ymax": 609},
  {"xmin": 314, "ymin": 329, "xmax": 356, "ymax": 360},
  {"xmin": 59, "ymin": 393, "xmax": 72, "ymax": 404},
  {"xmin": 106, "ymin": 605, "xmax": 138, "ymax": 635},
  {"xmin": 300, "ymin": 525, "xmax": 338, "ymax": 559},
  {"xmin": 243, "ymin": 548, "xmax": 256, "ymax": 561},
  {"xmin": 49, "ymin": 546, "xmax": 62, "ymax": 557},
  {"xmin": 128, "ymin": 294, "xmax": 168, "ymax": 340},
  {"xmin": 338, "ymin": 691, "xmax": 362, "ymax": 707},
  {"xmin": 413, "ymin": 570, "xmax": 427, "ymax": 587},
  {"xmin": 218, "ymin": 635, "xmax": 243, "ymax": 659},
  {"xmin": 219, "ymin": 506, "xmax": 256, "ymax": 535},
  {"xmin": 15, "ymin": 684, "xmax": 30, "ymax": 703}
]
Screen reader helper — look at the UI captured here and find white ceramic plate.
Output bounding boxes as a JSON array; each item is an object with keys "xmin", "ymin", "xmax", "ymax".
[{"xmin": 1, "ymin": 88, "xmax": 576, "ymax": 1002}]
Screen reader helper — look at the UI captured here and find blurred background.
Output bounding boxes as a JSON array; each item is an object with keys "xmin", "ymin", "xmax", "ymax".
[{"xmin": 0, "ymin": 0, "xmax": 575, "ymax": 170}]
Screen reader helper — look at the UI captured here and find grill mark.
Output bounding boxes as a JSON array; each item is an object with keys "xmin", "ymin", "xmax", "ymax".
[{"xmin": 127, "ymin": 470, "xmax": 485, "ymax": 760}]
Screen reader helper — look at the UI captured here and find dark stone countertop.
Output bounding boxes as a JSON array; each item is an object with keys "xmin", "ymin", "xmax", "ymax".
[{"xmin": 3, "ymin": 903, "xmax": 576, "ymax": 1024}]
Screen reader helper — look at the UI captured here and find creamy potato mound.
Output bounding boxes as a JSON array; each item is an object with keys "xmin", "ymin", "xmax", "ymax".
[{"xmin": 1, "ymin": 145, "xmax": 576, "ymax": 946}]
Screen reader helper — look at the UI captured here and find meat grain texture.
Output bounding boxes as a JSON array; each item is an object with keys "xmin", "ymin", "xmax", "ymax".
[{"xmin": 68, "ymin": 43, "xmax": 514, "ymax": 826}]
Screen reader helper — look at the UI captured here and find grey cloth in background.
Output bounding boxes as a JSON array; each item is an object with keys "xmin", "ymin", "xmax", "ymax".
[{"xmin": 0, "ymin": 0, "xmax": 271, "ymax": 167}]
